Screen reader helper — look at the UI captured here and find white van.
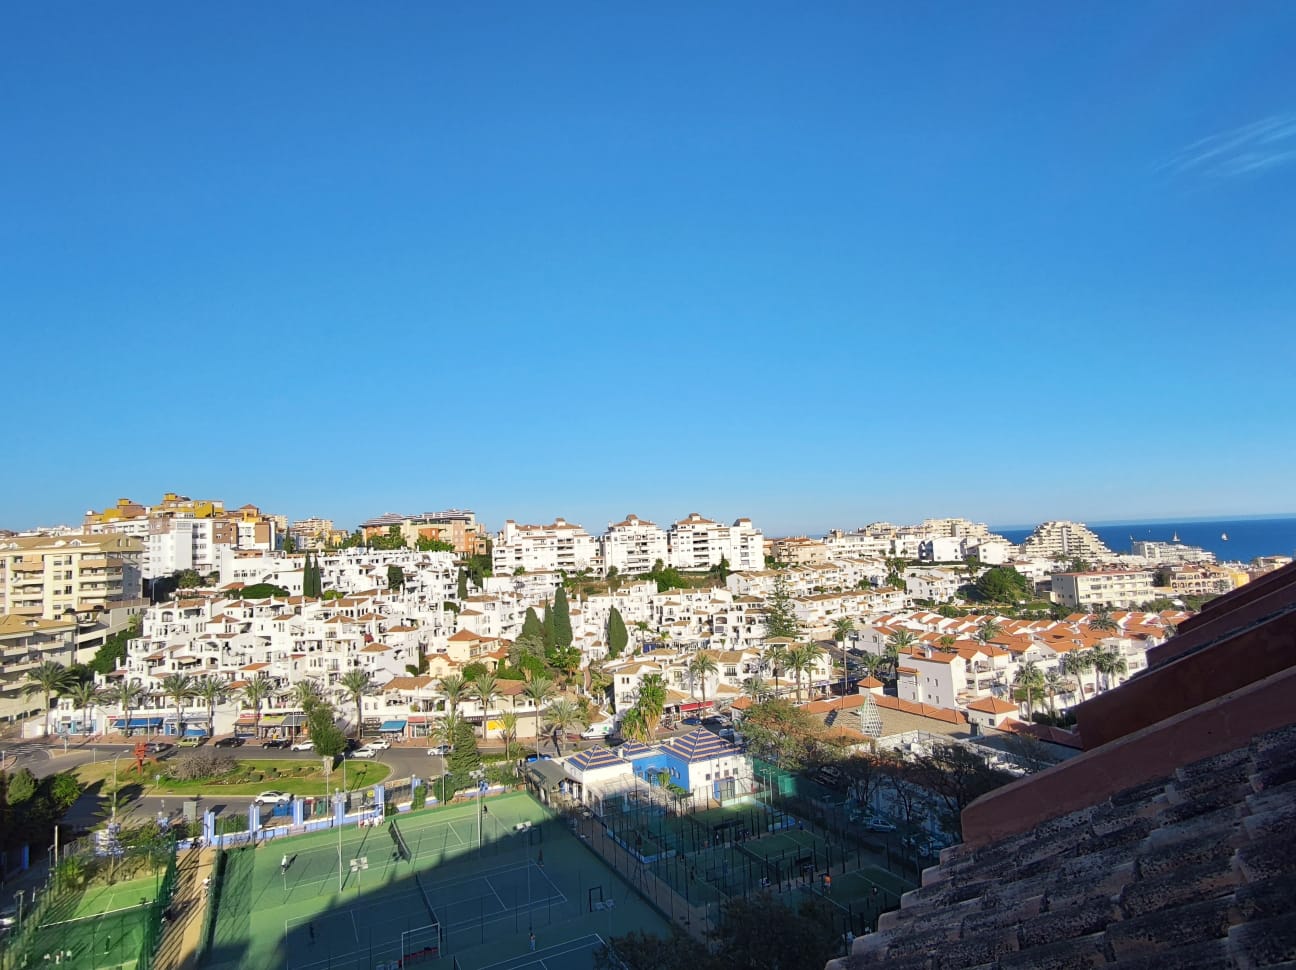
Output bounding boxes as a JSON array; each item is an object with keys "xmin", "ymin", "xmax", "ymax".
[{"xmin": 581, "ymin": 721, "xmax": 615, "ymax": 739}]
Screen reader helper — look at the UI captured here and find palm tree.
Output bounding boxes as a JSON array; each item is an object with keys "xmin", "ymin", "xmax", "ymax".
[
  {"xmin": 23, "ymin": 661, "xmax": 77, "ymax": 737},
  {"xmin": 688, "ymin": 653, "xmax": 719, "ymax": 707},
  {"xmin": 787, "ymin": 642, "xmax": 822, "ymax": 702},
  {"xmin": 620, "ymin": 706, "xmax": 649, "ymax": 743},
  {"xmin": 764, "ymin": 643, "xmax": 790, "ymax": 698},
  {"xmin": 544, "ymin": 699, "xmax": 582, "ymax": 756},
  {"xmin": 240, "ymin": 675, "xmax": 274, "ymax": 740},
  {"xmin": 293, "ymin": 679, "xmax": 326, "ymax": 714},
  {"xmin": 159, "ymin": 673, "xmax": 195, "ymax": 741},
  {"xmin": 470, "ymin": 672, "xmax": 500, "ymax": 741},
  {"xmin": 102, "ymin": 680, "xmax": 145, "ymax": 739},
  {"xmin": 1013, "ymin": 661, "xmax": 1045, "ymax": 717},
  {"xmin": 499, "ymin": 711, "xmax": 519, "ymax": 759},
  {"xmin": 521, "ymin": 674, "xmax": 557, "ymax": 751},
  {"xmin": 974, "ymin": 619, "xmax": 1002, "ymax": 646},
  {"xmin": 66, "ymin": 680, "xmax": 103, "ymax": 737},
  {"xmin": 1042, "ymin": 671, "xmax": 1071, "ymax": 716},
  {"xmin": 1092, "ymin": 647, "xmax": 1128, "ymax": 692},
  {"xmin": 633, "ymin": 621, "xmax": 652, "ymax": 654},
  {"xmin": 438, "ymin": 674, "xmax": 469, "ymax": 726},
  {"xmin": 337, "ymin": 669, "xmax": 374, "ymax": 741},
  {"xmin": 1089, "ymin": 607, "xmax": 1119, "ymax": 634},
  {"xmin": 742, "ymin": 675, "xmax": 771, "ymax": 704},
  {"xmin": 192, "ymin": 676, "xmax": 228, "ymax": 737},
  {"xmin": 1060, "ymin": 650, "xmax": 1095, "ymax": 703},
  {"xmin": 937, "ymin": 634, "xmax": 957, "ymax": 648},
  {"xmin": 884, "ymin": 630, "xmax": 917, "ymax": 679},
  {"xmin": 635, "ymin": 674, "xmax": 668, "ymax": 736},
  {"xmin": 832, "ymin": 617, "xmax": 855, "ymax": 706}
]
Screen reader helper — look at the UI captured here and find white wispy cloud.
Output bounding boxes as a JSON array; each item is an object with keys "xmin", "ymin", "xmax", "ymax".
[{"xmin": 1161, "ymin": 114, "xmax": 1296, "ymax": 178}]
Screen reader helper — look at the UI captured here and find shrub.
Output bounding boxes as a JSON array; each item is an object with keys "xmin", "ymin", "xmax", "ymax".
[
  {"xmin": 411, "ymin": 785, "xmax": 427, "ymax": 811},
  {"xmin": 169, "ymin": 749, "xmax": 236, "ymax": 782}
]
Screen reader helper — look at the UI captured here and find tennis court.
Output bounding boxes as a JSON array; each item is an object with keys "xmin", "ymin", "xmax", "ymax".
[
  {"xmin": 206, "ymin": 792, "xmax": 670, "ymax": 970},
  {"xmin": 10, "ymin": 870, "xmax": 165, "ymax": 970}
]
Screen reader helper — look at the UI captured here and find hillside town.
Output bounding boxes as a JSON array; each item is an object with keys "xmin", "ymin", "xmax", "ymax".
[{"xmin": 5, "ymin": 494, "xmax": 1288, "ymax": 769}]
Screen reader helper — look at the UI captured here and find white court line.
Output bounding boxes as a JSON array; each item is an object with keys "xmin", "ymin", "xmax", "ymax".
[
  {"xmin": 350, "ymin": 910, "xmax": 359, "ymax": 942},
  {"xmin": 484, "ymin": 874, "xmax": 507, "ymax": 909},
  {"xmin": 474, "ymin": 933, "xmax": 604, "ymax": 970}
]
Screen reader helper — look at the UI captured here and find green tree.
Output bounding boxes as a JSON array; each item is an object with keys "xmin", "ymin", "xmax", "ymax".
[
  {"xmin": 739, "ymin": 698, "xmax": 837, "ymax": 768},
  {"xmin": 90, "ymin": 615, "xmax": 142, "ymax": 676},
  {"xmin": 294, "ymin": 679, "xmax": 326, "ymax": 714},
  {"xmin": 1061, "ymin": 649, "xmax": 1096, "ymax": 703},
  {"xmin": 387, "ymin": 564, "xmax": 405, "ymax": 593},
  {"xmin": 708, "ymin": 892, "xmax": 840, "ymax": 970},
  {"xmin": 594, "ymin": 929, "xmax": 711, "ymax": 970},
  {"xmin": 1013, "ymin": 660, "xmax": 1045, "ymax": 716},
  {"xmin": 764, "ymin": 641, "xmax": 790, "ymax": 698},
  {"xmin": 24, "ymin": 661, "xmax": 78, "ymax": 736},
  {"xmin": 1089, "ymin": 607, "xmax": 1119, "ymax": 633},
  {"xmin": 337, "ymin": 669, "xmax": 374, "ymax": 741},
  {"xmin": 521, "ymin": 675, "xmax": 557, "ymax": 750},
  {"xmin": 543, "ymin": 698, "xmax": 583, "ymax": 755},
  {"xmin": 884, "ymin": 629, "xmax": 918, "ymax": 678},
  {"xmin": 688, "ymin": 652, "xmax": 719, "ymax": 705},
  {"xmin": 177, "ymin": 569, "xmax": 203, "ymax": 589},
  {"xmin": 470, "ymin": 672, "xmax": 500, "ymax": 741},
  {"xmin": 240, "ymin": 675, "xmax": 274, "ymax": 738},
  {"xmin": 192, "ymin": 676, "xmax": 228, "ymax": 736},
  {"xmin": 369, "ymin": 526, "xmax": 408, "ymax": 550},
  {"xmin": 786, "ymin": 642, "xmax": 823, "ymax": 702},
  {"xmin": 499, "ymin": 711, "xmax": 519, "ymax": 759},
  {"xmin": 446, "ymin": 719, "xmax": 482, "ymax": 793},
  {"xmin": 909, "ymin": 743, "xmax": 1014, "ymax": 838},
  {"xmin": 521, "ymin": 607, "xmax": 545, "ymax": 643},
  {"xmin": 832, "ymin": 617, "xmax": 855, "ymax": 697},
  {"xmin": 606, "ymin": 606, "xmax": 629, "ymax": 659},
  {"xmin": 1092, "ymin": 646, "xmax": 1128, "ymax": 691},
  {"xmin": 974, "ymin": 618, "xmax": 1003, "ymax": 646},
  {"xmin": 975, "ymin": 566, "xmax": 1031, "ymax": 603},
  {"xmin": 417, "ymin": 536, "xmax": 455, "ymax": 552},
  {"xmin": 101, "ymin": 679, "xmax": 145, "ymax": 738},
  {"xmin": 282, "ymin": 533, "xmax": 297, "ymax": 554},
  {"xmin": 160, "ymin": 673, "xmax": 196, "ymax": 739},
  {"xmin": 66, "ymin": 680, "xmax": 103, "ymax": 736},
  {"xmin": 239, "ymin": 583, "xmax": 290, "ymax": 599},
  {"xmin": 764, "ymin": 576, "xmax": 801, "ymax": 640},
  {"xmin": 742, "ymin": 675, "xmax": 771, "ymax": 703},
  {"xmin": 457, "ymin": 568, "xmax": 469, "ymax": 599},
  {"xmin": 7, "ymin": 766, "xmax": 38, "ymax": 805},
  {"xmin": 307, "ymin": 703, "xmax": 346, "ymax": 758},
  {"xmin": 550, "ymin": 586, "xmax": 573, "ymax": 650},
  {"xmin": 629, "ymin": 674, "xmax": 667, "ymax": 738},
  {"xmin": 439, "ymin": 674, "xmax": 468, "ymax": 728}
]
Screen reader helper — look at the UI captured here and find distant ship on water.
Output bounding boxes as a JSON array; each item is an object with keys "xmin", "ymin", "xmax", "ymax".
[{"xmin": 1222, "ymin": 532, "xmax": 1229, "ymax": 541}]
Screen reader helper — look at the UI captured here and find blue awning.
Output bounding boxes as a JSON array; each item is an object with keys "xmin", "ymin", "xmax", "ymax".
[
  {"xmin": 183, "ymin": 727, "xmax": 209, "ymax": 737},
  {"xmin": 380, "ymin": 720, "xmax": 407, "ymax": 732},
  {"xmin": 113, "ymin": 717, "xmax": 164, "ymax": 728}
]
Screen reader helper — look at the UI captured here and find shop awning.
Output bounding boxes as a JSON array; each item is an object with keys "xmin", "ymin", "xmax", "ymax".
[
  {"xmin": 380, "ymin": 720, "xmax": 408, "ymax": 732},
  {"xmin": 260, "ymin": 715, "xmax": 285, "ymax": 727},
  {"xmin": 183, "ymin": 726, "xmax": 208, "ymax": 737},
  {"xmin": 235, "ymin": 715, "xmax": 258, "ymax": 725},
  {"xmin": 281, "ymin": 713, "xmax": 309, "ymax": 728},
  {"xmin": 113, "ymin": 717, "xmax": 164, "ymax": 728},
  {"xmin": 679, "ymin": 701, "xmax": 712, "ymax": 712}
]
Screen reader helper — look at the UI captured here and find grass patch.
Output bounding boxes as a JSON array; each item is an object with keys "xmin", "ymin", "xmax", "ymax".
[{"xmin": 76, "ymin": 758, "xmax": 390, "ymax": 796}]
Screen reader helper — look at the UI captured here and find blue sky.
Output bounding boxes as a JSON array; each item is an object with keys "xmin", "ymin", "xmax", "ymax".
[{"xmin": 4, "ymin": 3, "xmax": 1294, "ymax": 536}]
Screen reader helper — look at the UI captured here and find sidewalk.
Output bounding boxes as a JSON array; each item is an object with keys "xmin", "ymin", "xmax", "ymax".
[{"xmin": 152, "ymin": 847, "xmax": 214, "ymax": 970}]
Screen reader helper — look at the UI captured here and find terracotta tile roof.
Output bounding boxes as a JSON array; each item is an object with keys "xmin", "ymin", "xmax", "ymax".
[
  {"xmin": 965, "ymin": 696, "xmax": 1017, "ymax": 715},
  {"xmin": 842, "ymin": 724, "xmax": 1296, "ymax": 970}
]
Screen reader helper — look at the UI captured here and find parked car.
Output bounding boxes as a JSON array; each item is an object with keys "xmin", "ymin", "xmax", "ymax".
[
  {"xmin": 364, "ymin": 738, "xmax": 392, "ymax": 750},
  {"xmin": 426, "ymin": 744, "xmax": 451, "ymax": 756},
  {"xmin": 290, "ymin": 739, "xmax": 314, "ymax": 751},
  {"xmin": 348, "ymin": 747, "xmax": 378, "ymax": 759},
  {"xmin": 262, "ymin": 738, "xmax": 289, "ymax": 749},
  {"xmin": 213, "ymin": 736, "xmax": 243, "ymax": 748},
  {"xmin": 254, "ymin": 791, "xmax": 292, "ymax": 806},
  {"xmin": 864, "ymin": 817, "xmax": 897, "ymax": 832},
  {"xmin": 144, "ymin": 741, "xmax": 172, "ymax": 754},
  {"xmin": 177, "ymin": 736, "xmax": 205, "ymax": 747}
]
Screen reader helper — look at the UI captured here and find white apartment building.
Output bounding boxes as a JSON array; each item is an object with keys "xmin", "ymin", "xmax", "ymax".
[
  {"xmin": 823, "ymin": 530, "xmax": 892, "ymax": 558},
  {"xmin": 493, "ymin": 518, "xmax": 599, "ymax": 575},
  {"xmin": 1052, "ymin": 570, "xmax": 1155, "ymax": 609},
  {"xmin": 904, "ymin": 567, "xmax": 963, "ymax": 602},
  {"xmin": 600, "ymin": 514, "xmax": 669, "ymax": 576},
  {"xmin": 896, "ymin": 647, "xmax": 967, "ymax": 709},
  {"xmin": 1019, "ymin": 521, "xmax": 1113, "ymax": 561},
  {"xmin": 668, "ymin": 514, "xmax": 764, "ymax": 572}
]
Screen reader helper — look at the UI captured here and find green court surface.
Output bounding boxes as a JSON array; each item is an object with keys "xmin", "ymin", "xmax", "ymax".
[
  {"xmin": 16, "ymin": 871, "xmax": 160, "ymax": 970},
  {"xmin": 206, "ymin": 793, "xmax": 669, "ymax": 970}
]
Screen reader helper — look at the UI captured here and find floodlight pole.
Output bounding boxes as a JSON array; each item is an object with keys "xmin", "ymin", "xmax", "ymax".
[{"xmin": 336, "ymin": 789, "xmax": 344, "ymax": 893}]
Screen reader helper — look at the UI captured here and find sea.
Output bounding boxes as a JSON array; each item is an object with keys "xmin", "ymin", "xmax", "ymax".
[{"xmin": 993, "ymin": 516, "xmax": 1296, "ymax": 565}]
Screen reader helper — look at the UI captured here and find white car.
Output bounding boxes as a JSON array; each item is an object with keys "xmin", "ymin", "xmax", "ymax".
[
  {"xmin": 255, "ymin": 791, "xmax": 292, "ymax": 806},
  {"xmin": 426, "ymin": 744, "xmax": 451, "ymax": 756},
  {"xmin": 364, "ymin": 738, "xmax": 392, "ymax": 750},
  {"xmin": 864, "ymin": 817, "xmax": 897, "ymax": 832},
  {"xmin": 348, "ymin": 747, "xmax": 378, "ymax": 759},
  {"xmin": 290, "ymin": 739, "xmax": 314, "ymax": 751}
]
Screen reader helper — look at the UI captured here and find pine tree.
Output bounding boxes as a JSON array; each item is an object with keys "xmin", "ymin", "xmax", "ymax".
[
  {"xmin": 542, "ymin": 604, "xmax": 557, "ymax": 652},
  {"xmin": 551, "ymin": 586, "xmax": 573, "ymax": 649},
  {"xmin": 607, "ymin": 606, "xmax": 628, "ymax": 659},
  {"xmin": 446, "ymin": 719, "xmax": 482, "ymax": 794},
  {"xmin": 765, "ymin": 576, "xmax": 801, "ymax": 640},
  {"xmin": 457, "ymin": 568, "xmax": 469, "ymax": 600}
]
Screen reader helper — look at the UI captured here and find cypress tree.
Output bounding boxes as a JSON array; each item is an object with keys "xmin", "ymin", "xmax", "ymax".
[
  {"xmin": 542, "ymin": 604, "xmax": 557, "ymax": 653},
  {"xmin": 446, "ymin": 719, "xmax": 482, "ymax": 794},
  {"xmin": 522, "ymin": 607, "xmax": 545, "ymax": 643},
  {"xmin": 607, "ymin": 606, "xmax": 628, "ymax": 659},
  {"xmin": 551, "ymin": 586, "xmax": 573, "ymax": 649},
  {"xmin": 457, "ymin": 568, "xmax": 469, "ymax": 600}
]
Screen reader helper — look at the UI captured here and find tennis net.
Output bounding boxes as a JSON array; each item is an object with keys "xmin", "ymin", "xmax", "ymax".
[
  {"xmin": 389, "ymin": 818, "xmax": 412, "ymax": 862},
  {"xmin": 413, "ymin": 869, "xmax": 439, "ymax": 926}
]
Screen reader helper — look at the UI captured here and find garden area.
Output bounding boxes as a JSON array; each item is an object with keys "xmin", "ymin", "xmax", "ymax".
[{"xmin": 75, "ymin": 751, "xmax": 390, "ymax": 797}]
